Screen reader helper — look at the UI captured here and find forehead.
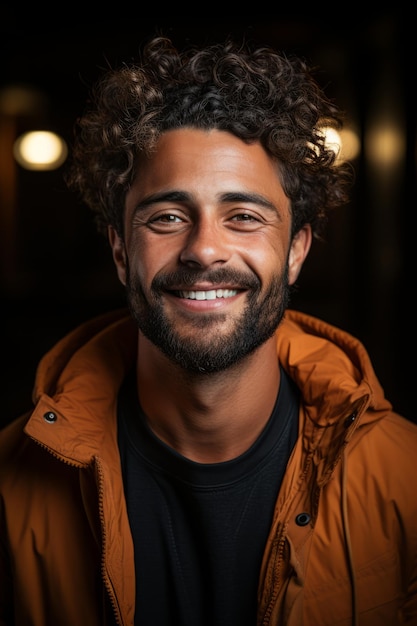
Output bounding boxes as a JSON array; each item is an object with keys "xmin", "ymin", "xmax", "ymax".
[{"xmin": 129, "ymin": 128, "xmax": 287, "ymax": 205}]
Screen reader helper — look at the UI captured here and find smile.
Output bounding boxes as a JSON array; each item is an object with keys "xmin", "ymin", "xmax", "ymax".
[{"xmin": 179, "ymin": 289, "xmax": 238, "ymax": 300}]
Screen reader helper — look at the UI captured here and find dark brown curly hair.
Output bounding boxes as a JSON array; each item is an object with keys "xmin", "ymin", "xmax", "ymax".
[{"xmin": 65, "ymin": 35, "xmax": 353, "ymax": 239}]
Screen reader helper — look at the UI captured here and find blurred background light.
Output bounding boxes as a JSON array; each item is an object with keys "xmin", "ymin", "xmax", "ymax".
[
  {"xmin": 365, "ymin": 123, "xmax": 405, "ymax": 169},
  {"xmin": 338, "ymin": 128, "xmax": 361, "ymax": 162},
  {"xmin": 13, "ymin": 130, "xmax": 68, "ymax": 170},
  {"xmin": 321, "ymin": 125, "xmax": 360, "ymax": 163},
  {"xmin": 0, "ymin": 84, "xmax": 48, "ymax": 116}
]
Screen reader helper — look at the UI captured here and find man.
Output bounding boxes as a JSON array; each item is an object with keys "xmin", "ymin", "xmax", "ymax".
[{"xmin": 1, "ymin": 35, "xmax": 416, "ymax": 626}]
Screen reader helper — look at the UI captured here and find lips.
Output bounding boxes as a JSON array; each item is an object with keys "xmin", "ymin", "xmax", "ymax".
[
  {"xmin": 178, "ymin": 288, "xmax": 238, "ymax": 300},
  {"xmin": 153, "ymin": 268, "xmax": 259, "ymax": 300}
]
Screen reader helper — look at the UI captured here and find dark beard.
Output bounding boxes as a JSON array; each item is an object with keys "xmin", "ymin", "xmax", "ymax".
[{"xmin": 125, "ymin": 265, "xmax": 290, "ymax": 374}]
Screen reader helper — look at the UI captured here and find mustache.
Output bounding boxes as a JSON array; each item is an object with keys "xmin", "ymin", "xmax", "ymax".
[{"xmin": 151, "ymin": 268, "xmax": 261, "ymax": 291}]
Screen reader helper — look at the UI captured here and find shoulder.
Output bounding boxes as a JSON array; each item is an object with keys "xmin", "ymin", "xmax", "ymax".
[
  {"xmin": 370, "ymin": 411, "xmax": 417, "ymax": 450},
  {"xmin": 347, "ymin": 411, "xmax": 417, "ymax": 497}
]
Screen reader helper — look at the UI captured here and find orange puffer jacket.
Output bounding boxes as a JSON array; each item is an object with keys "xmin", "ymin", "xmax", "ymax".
[{"xmin": 1, "ymin": 308, "xmax": 416, "ymax": 626}]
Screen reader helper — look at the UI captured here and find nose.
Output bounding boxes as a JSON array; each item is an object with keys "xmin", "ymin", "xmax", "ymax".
[{"xmin": 179, "ymin": 217, "xmax": 231, "ymax": 268}]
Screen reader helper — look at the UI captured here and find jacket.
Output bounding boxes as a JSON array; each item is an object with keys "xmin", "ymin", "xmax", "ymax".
[{"xmin": 1, "ymin": 308, "xmax": 416, "ymax": 626}]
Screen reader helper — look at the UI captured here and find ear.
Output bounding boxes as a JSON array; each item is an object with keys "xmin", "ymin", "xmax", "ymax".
[
  {"xmin": 108, "ymin": 225, "xmax": 127, "ymax": 286},
  {"xmin": 288, "ymin": 224, "xmax": 312, "ymax": 285}
]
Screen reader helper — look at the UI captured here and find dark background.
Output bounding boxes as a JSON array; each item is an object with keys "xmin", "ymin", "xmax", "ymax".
[{"xmin": 0, "ymin": 15, "xmax": 415, "ymax": 427}]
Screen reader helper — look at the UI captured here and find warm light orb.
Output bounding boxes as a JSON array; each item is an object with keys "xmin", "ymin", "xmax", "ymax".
[
  {"xmin": 13, "ymin": 131, "xmax": 68, "ymax": 170},
  {"xmin": 338, "ymin": 128, "xmax": 361, "ymax": 162},
  {"xmin": 365, "ymin": 124, "xmax": 405, "ymax": 169},
  {"xmin": 321, "ymin": 126, "xmax": 360, "ymax": 163}
]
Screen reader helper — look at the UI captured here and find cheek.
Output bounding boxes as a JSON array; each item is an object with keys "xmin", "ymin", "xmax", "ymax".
[
  {"xmin": 241, "ymin": 240, "xmax": 289, "ymax": 283},
  {"xmin": 126, "ymin": 235, "xmax": 176, "ymax": 285}
]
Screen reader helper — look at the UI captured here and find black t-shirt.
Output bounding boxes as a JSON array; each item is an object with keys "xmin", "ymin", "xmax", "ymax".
[{"xmin": 117, "ymin": 366, "xmax": 299, "ymax": 626}]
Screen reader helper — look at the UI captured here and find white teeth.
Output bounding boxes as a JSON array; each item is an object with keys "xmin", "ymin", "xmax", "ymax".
[{"xmin": 179, "ymin": 289, "xmax": 237, "ymax": 300}]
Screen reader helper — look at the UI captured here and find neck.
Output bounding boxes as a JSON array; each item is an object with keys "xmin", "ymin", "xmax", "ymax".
[{"xmin": 136, "ymin": 334, "xmax": 280, "ymax": 463}]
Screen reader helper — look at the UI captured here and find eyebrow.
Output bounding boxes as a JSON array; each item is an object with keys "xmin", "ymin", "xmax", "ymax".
[
  {"xmin": 134, "ymin": 190, "xmax": 190, "ymax": 212},
  {"xmin": 133, "ymin": 189, "xmax": 282, "ymax": 219},
  {"xmin": 220, "ymin": 191, "xmax": 280, "ymax": 215}
]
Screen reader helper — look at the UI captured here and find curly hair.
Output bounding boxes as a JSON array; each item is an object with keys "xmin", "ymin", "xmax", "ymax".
[{"xmin": 65, "ymin": 35, "xmax": 353, "ymax": 239}]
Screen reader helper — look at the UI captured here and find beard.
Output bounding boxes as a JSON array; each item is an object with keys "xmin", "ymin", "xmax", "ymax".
[{"xmin": 125, "ymin": 264, "xmax": 290, "ymax": 374}]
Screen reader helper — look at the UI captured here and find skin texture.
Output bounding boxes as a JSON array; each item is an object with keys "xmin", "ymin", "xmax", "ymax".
[{"xmin": 109, "ymin": 128, "xmax": 311, "ymax": 462}]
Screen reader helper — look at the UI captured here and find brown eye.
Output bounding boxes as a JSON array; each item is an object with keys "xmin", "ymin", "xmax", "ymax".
[
  {"xmin": 232, "ymin": 213, "xmax": 257, "ymax": 221},
  {"xmin": 152, "ymin": 214, "xmax": 182, "ymax": 223}
]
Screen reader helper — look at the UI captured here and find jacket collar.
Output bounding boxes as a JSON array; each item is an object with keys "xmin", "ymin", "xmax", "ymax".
[{"xmin": 25, "ymin": 308, "xmax": 391, "ymax": 468}]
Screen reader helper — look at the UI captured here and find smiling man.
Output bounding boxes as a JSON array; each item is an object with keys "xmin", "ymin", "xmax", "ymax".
[
  {"xmin": 1, "ymin": 35, "xmax": 416, "ymax": 626},
  {"xmin": 111, "ymin": 129, "xmax": 309, "ymax": 380}
]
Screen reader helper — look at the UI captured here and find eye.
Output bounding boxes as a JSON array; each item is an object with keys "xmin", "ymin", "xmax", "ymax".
[
  {"xmin": 144, "ymin": 210, "xmax": 189, "ymax": 233},
  {"xmin": 227, "ymin": 210, "xmax": 265, "ymax": 231},
  {"xmin": 150, "ymin": 213, "xmax": 183, "ymax": 223},
  {"xmin": 232, "ymin": 213, "xmax": 258, "ymax": 222}
]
